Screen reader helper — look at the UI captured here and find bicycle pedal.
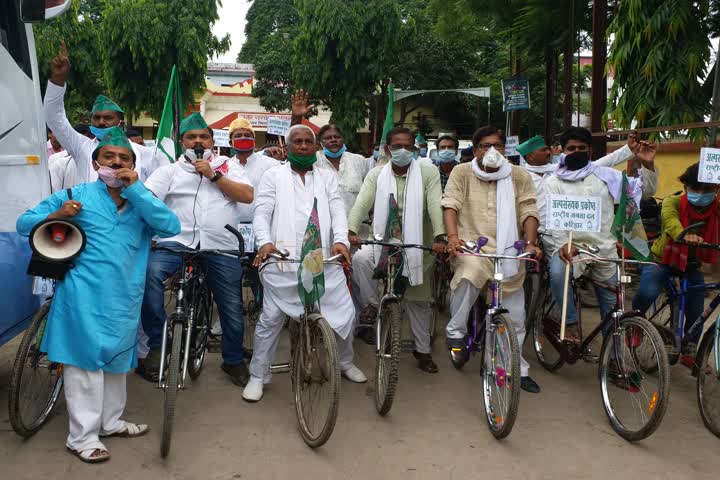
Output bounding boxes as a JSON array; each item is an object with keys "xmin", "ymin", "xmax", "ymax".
[
  {"xmin": 400, "ymin": 339, "xmax": 416, "ymax": 353},
  {"xmin": 582, "ymin": 353, "xmax": 599, "ymax": 364}
]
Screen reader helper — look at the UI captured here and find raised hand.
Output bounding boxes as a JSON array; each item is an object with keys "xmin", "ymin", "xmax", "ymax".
[
  {"xmin": 50, "ymin": 41, "xmax": 71, "ymax": 86},
  {"xmin": 635, "ymin": 141, "xmax": 657, "ymax": 171},
  {"xmin": 290, "ymin": 89, "xmax": 315, "ymax": 119}
]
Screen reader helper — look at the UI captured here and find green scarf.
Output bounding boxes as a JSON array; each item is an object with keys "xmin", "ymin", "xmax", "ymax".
[{"xmin": 288, "ymin": 151, "xmax": 316, "ymax": 169}]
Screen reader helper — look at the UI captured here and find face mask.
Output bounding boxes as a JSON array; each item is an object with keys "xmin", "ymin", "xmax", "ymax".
[
  {"xmin": 551, "ymin": 154, "xmax": 561, "ymax": 165},
  {"xmin": 563, "ymin": 151, "xmax": 590, "ymax": 171},
  {"xmin": 419, "ymin": 147, "xmax": 428, "ymax": 157},
  {"xmin": 323, "ymin": 144, "xmax": 346, "ymax": 159},
  {"xmin": 231, "ymin": 137, "xmax": 255, "ymax": 154},
  {"xmin": 481, "ymin": 147, "xmax": 505, "ymax": 169},
  {"xmin": 390, "ymin": 148, "xmax": 414, "ymax": 167},
  {"xmin": 437, "ymin": 149, "xmax": 457, "ymax": 164},
  {"xmin": 90, "ymin": 126, "xmax": 113, "ymax": 140},
  {"xmin": 184, "ymin": 148, "xmax": 212, "ymax": 162},
  {"xmin": 372, "ymin": 150, "xmax": 379, "ymax": 160},
  {"xmin": 687, "ymin": 192, "xmax": 716, "ymax": 207},
  {"xmin": 96, "ymin": 165, "xmax": 124, "ymax": 188},
  {"xmin": 287, "ymin": 151, "xmax": 317, "ymax": 169}
]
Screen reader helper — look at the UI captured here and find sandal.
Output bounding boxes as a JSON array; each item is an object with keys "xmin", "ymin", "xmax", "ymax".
[
  {"xmin": 564, "ymin": 324, "xmax": 581, "ymax": 344},
  {"xmin": 101, "ymin": 422, "xmax": 150, "ymax": 438},
  {"xmin": 67, "ymin": 447, "xmax": 110, "ymax": 464}
]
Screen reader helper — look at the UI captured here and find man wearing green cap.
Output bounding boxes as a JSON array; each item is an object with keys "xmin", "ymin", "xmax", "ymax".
[
  {"xmin": 141, "ymin": 112, "xmax": 256, "ymax": 387},
  {"xmin": 45, "ymin": 43, "xmax": 167, "ymax": 186},
  {"xmin": 17, "ymin": 127, "xmax": 181, "ymax": 463}
]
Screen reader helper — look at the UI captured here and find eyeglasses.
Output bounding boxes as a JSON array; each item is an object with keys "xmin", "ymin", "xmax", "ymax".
[
  {"xmin": 477, "ymin": 143, "xmax": 504, "ymax": 150},
  {"xmin": 564, "ymin": 145, "xmax": 589, "ymax": 152}
]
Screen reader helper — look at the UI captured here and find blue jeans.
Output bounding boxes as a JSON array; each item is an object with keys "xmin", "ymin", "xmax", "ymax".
[
  {"xmin": 632, "ymin": 264, "xmax": 705, "ymax": 345},
  {"xmin": 549, "ymin": 253, "xmax": 617, "ymax": 326},
  {"xmin": 141, "ymin": 242, "xmax": 245, "ymax": 365}
]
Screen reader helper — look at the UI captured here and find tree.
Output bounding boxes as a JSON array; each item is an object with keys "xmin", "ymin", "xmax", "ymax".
[
  {"xmin": 607, "ymin": 0, "xmax": 712, "ymax": 141},
  {"xmin": 252, "ymin": 30, "xmax": 297, "ymax": 113},
  {"xmin": 101, "ymin": 0, "xmax": 230, "ymax": 119},
  {"xmin": 292, "ymin": 0, "xmax": 403, "ymax": 138},
  {"xmin": 237, "ymin": 0, "xmax": 298, "ymax": 64}
]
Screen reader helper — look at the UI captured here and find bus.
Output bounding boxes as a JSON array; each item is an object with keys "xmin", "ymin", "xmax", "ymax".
[{"xmin": 0, "ymin": 0, "xmax": 70, "ymax": 346}]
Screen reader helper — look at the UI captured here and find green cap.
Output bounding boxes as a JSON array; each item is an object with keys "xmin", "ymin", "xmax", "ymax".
[
  {"xmin": 91, "ymin": 126, "xmax": 134, "ymax": 160},
  {"xmin": 516, "ymin": 135, "xmax": 546, "ymax": 157},
  {"xmin": 91, "ymin": 95, "xmax": 124, "ymax": 115},
  {"xmin": 415, "ymin": 134, "xmax": 427, "ymax": 144},
  {"xmin": 179, "ymin": 112, "xmax": 209, "ymax": 136}
]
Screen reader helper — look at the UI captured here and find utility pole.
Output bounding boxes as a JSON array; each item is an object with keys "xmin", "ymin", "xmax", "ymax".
[
  {"xmin": 708, "ymin": 50, "xmax": 720, "ymax": 147},
  {"xmin": 590, "ymin": 0, "xmax": 608, "ymax": 159},
  {"xmin": 563, "ymin": 0, "xmax": 575, "ymax": 129}
]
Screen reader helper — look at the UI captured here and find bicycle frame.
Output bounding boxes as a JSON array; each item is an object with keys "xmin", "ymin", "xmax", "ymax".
[{"xmin": 651, "ymin": 278, "xmax": 720, "ymax": 345}]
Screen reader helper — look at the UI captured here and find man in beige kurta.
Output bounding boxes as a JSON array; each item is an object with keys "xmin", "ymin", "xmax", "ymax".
[{"xmin": 442, "ymin": 126, "xmax": 542, "ymax": 393}]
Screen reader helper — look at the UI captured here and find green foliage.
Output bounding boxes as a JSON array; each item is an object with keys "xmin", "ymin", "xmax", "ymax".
[
  {"xmin": 292, "ymin": 0, "xmax": 403, "ymax": 137},
  {"xmin": 102, "ymin": 0, "xmax": 230, "ymax": 119},
  {"xmin": 608, "ymin": 0, "xmax": 712, "ymax": 140},
  {"xmin": 252, "ymin": 30, "xmax": 297, "ymax": 112},
  {"xmin": 237, "ymin": 0, "xmax": 298, "ymax": 64}
]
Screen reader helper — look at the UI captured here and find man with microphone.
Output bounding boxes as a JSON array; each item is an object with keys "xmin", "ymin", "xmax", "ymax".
[{"xmin": 16, "ymin": 127, "xmax": 181, "ymax": 463}]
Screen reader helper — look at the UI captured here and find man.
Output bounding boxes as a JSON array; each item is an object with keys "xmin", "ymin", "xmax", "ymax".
[
  {"xmin": 243, "ymin": 125, "xmax": 366, "ymax": 402},
  {"xmin": 415, "ymin": 134, "xmax": 429, "ymax": 160},
  {"xmin": 366, "ymin": 142, "xmax": 381, "ymax": 171},
  {"xmin": 434, "ymin": 134, "xmax": 460, "ymax": 192},
  {"xmin": 44, "ymin": 43, "xmax": 166, "ymax": 184},
  {"xmin": 47, "ymin": 127, "xmax": 64, "ymax": 157},
  {"xmin": 443, "ymin": 126, "xmax": 542, "ymax": 393},
  {"xmin": 125, "ymin": 128, "xmax": 145, "ymax": 146},
  {"xmin": 141, "ymin": 113, "xmax": 255, "ymax": 386},
  {"xmin": 48, "ymin": 123, "xmax": 90, "ymax": 192},
  {"xmin": 349, "ymin": 127, "xmax": 446, "ymax": 373},
  {"xmin": 17, "ymin": 127, "xmax": 180, "ymax": 463},
  {"xmin": 542, "ymin": 127, "xmax": 658, "ymax": 344}
]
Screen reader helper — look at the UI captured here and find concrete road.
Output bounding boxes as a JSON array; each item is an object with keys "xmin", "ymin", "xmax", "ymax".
[{"xmin": 0, "ymin": 318, "xmax": 718, "ymax": 480}]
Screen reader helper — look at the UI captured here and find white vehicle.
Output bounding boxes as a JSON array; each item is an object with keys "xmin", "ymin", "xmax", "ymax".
[{"xmin": 0, "ymin": 0, "xmax": 71, "ymax": 346}]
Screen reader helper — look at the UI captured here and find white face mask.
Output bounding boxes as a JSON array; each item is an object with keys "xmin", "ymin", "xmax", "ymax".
[
  {"xmin": 481, "ymin": 146, "xmax": 505, "ymax": 169},
  {"xmin": 184, "ymin": 148, "xmax": 212, "ymax": 162}
]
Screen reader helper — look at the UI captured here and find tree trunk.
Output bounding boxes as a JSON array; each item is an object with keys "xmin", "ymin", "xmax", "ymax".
[{"xmin": 544, "ymin": 47, "xmax": 557, "ymax": 144}]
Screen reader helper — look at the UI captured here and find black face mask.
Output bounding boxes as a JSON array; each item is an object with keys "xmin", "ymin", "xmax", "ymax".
[{"xmin": 564, "ymin": 151, "xmax": 590, "ymax": 171}]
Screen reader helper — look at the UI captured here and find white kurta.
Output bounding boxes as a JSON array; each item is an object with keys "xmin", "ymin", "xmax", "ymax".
[
  {"xmin": 48, "ymin": 151, "xmax": 80, "ymax": 192},
  {"xmin": 145, "ymin": 157, "xmax": 251, "ymax": 249},
  {"xmin": 314, "ymin": 150, "xmax": 369, "ymax": 214},
  {"xmin": 233, "ymin": 152, "xmax": 278, "ymax": 223},
  {"xmin": 44, "ymin": 82, "xmax": 167, "ymax": 183}
]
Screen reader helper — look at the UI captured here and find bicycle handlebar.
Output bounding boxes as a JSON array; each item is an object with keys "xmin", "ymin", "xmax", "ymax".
[
  {"xmin": 458, "ymin": 245, "xmax": 539, "ymax": 268},
  {"xmin": 572, "ymin": 246, "xmax": 655, "ymax": 267},
  {"xmin": 361, "ymin": 240, "xmax": 434, "ymax": 252},
  {"xmin": 677, "ymin": 222, "xmax": 706, "ymax": 241}
]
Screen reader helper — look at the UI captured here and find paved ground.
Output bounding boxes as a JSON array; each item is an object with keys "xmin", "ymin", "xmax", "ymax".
[{"xmin": 0, "ymin": 313, "xmax": 718, "ymax": 480}]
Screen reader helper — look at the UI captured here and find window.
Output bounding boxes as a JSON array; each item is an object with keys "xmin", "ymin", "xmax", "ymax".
[{"xmin": 0, "ymin": 0, "xmax": 32, "ymax": 78}]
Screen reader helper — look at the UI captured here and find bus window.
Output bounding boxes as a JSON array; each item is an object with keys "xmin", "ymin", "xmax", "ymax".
[{"xmin": 0, "ymin": 0, "xmax": 32, "ymax": 78}]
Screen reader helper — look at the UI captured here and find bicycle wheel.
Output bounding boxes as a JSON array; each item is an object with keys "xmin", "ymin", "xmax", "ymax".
[
  {"xmin": 375, "ymin": 301, "xmax": 402, "ymax": 415},
  {"xmin": 429, "ymin": 302, "xmax": 440, "ymax": 346},
  {"xmin": 187, "ymin": 287, "xmax": 210, "ymax": 380},
  {"xmin": 161, "ymin": 318, "xmax": 184, "ymax": 457},
  {"xmin": 481, "ymin": 313, "xmax": 521, "ymax": 439},
  {"xmin": 532, "ymin": 285, "xmax": 564, "ymax": 371},
  {"xmin": 8, "ymin": 301, "xmax": 64, "ymax": 438},
  {"xmin": 696, "ymin": 324, "xmax": 720, "ymax": 438},
  {"xmin": 644, "ymin": 293, "xmax": 679, "ymax": 366},
  {"xmin": 599, "ymin": 316, "xmax": 670, "ymax": 442},
  {"xmin": 293, "ymin": 314, "xmax": 340, "ymax": 448},
  {"xmin": 432, "ymin": 263, "xmax": 449, "ymax": 313}
]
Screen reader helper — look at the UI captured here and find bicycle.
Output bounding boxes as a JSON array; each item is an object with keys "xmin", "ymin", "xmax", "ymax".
[
  {"xmin": 430, "ymin": 253, "xmax": 451, "ymax": 345},
  {"xmin": 449, "ymin": 237, "xmax": 538, "ymax": 439},
  {"xmin": 258, "ymin": 250, "xmax": 346, "ymax": 448},
  {"xmin": 8, "ymin": 298, "xmax": 64, "ymax": 438},
  {"xmin": 697, "ymin": 312, "xmax": 720, "ymax": 438},
  {"xmin": 240, "ymin": 257, "xmax": 263, "ymax": 358},
  {"xmin": 154, "ymin": 224, "xmax": 245, "ymax": 458},
  {"xmin": 358, "ymin": 236, "xmax": 434, "ymax": 416},
  {"xmin": 532, "ymin": 245, "xmax": 670, "ymax": 441}
]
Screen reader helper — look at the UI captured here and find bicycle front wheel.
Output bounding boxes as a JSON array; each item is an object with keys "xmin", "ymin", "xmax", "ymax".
[
  {"xmin": 375, "ymin": 301, "xmax": 402, "ymax": 415},
  {"xmin": 481, "ymin": 313, "xmax": 521, "ymax": 439},
  {"xmin": 697, "ymin": 324, "xmax": 720, "ymax": 438},
  {"xmin": 8, "ymin": 301, "xmax": 64, "ymax": 438},
  {"xmin": 187, "ymin": 288, "xmax": 210, "ymax": 380},
  {"xmin": 293, "ymin": 314, "xmax": 340, "ymax": 448},
  {"xmin": 532, "ymin": 286, "xmax": 564, "ymax": 372},
  {"xmin": 161, "ymin": 319, "xmax": 184, "ymax": 457},
  {"xmin": 599, "ymin": 316, "xmax": 670, "ymax": 442}
]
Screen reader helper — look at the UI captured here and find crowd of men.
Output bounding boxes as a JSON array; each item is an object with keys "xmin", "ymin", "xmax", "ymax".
[{"xmin": 20, "ymin": 44, "xmax": 720, "ymax": 464}]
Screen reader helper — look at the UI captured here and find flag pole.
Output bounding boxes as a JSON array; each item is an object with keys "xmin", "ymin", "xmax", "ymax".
[{"xmin": 560, "ymin": 231, "xmax": 573, "ymax": 341}]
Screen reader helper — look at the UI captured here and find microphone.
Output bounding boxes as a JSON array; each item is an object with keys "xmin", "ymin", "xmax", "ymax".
[{"xmin": 194, "ymin": 147, "xmax": 205, "ymax": 162}]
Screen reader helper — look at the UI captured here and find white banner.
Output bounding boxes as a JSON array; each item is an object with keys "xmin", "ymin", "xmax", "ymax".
[
  {"xmin": 213, "ymin": 129, "xmax": 230, "ymax": 148},
  {"xmin": 698, "ymin": 147, "xmax": 720, "ymax": 184},
  {"xmin": 546, "ymin": 195, "xmax": 602, "ymax": 233},
  {"xmin": 266, "ymin": 116, "xmax": 291, "ymax": 136},
  {"xmin": 505, "ymin": 135, "xmax": 519, "ymax": 157}
]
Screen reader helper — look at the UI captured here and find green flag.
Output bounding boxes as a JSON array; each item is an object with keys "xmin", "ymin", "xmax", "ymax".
[
  {"xmin": 298, "ymin": 198, "xmax": 325, "ymax": 307},
  {"xmin": 611, "ymin": 171, "xmax": 651, "ymax": 261},
  {"xmin": 155, "ymin": 65, "xmax": 183, "ymax": 163},
  {"xmin": 380, "ymin": 82, "xmax": 394, "ymax": 147},
  {"xmin": 373, "ymin": 193, "xmax": 404, "ymax": 279}
]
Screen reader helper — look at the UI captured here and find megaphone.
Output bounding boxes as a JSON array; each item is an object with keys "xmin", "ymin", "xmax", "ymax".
[{"xmin": 27, "ymin": 218, "xmax": 86, "ymax": 280}]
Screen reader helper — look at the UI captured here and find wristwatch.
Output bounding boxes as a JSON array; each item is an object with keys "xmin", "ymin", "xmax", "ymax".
[{"xmin": 210, "ymin": 171, "xmax": 223, "ymax": 183}]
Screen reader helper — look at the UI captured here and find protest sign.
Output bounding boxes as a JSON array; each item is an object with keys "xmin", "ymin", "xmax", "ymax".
[
  {"xmin": 267, "ymin": 116, "xmax": 292, "ymax": 136},
  {"xmin": 698, "ymin": 147, "xmax": 720, "ymax": 184}
]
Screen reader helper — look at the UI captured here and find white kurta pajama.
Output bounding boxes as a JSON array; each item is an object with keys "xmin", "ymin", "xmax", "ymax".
[
  {"xmin": 250, "ymin": 163, "xmax": 356, "ymax": 382},
  {"xmin": 315, "ymin": 150, "xmax": 370, "ymax": 214}
]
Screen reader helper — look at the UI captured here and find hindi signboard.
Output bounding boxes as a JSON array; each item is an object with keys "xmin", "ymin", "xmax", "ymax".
[
  {"xmin": 546, "ymin": 195, "xmax": 602, "ymax": 233},
  {"xmin": 505, "ymin": 135, "xmax": 519, "ymax": 157},
  {"xmin": 698, "ymin": 147, "xmax": 720, "ymax": 184},
  {"xmin": 267, "ymin": 116, "xmax": 292, "ymax": 136},
  {"xmin": 501, "ymin": 78, "xmax": 530, "ymax": 111},
  {"xmin": 213, "ymin": 129, "xmax": 230, "ymax": 148}
]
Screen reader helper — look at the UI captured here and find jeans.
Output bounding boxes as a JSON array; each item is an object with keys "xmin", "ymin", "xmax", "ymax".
[
  {"xmin": 632, "ymin": 263, "xmax": 705, "ymax": 345},
  {"xmin": 141, "ymin": 242, "xmax": 245, "ymax": 365},
  {"xmin": 549, "ymin": 253, "xmax": 617, "ymax": 326}
]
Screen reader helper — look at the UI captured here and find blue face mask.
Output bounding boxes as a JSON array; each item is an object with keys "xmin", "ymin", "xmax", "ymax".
[
  {"xmin": 390, "ymin": 148, "xmax": 414, "ymax": 167},
  {"xmin": 323, "ymin": 144, "xmax": 346, "ymax": 159},
  {"xmin": 90, "ymin": 126, "xmax": 113, "ymax": 140},
  {"xmin": 372, "ymin": 150, "xmax": 379, "ymax": 160},
  {"xmin": 687, "ymin": 192, "xmax": 716, "ymax": 207},
  {"xmin": 437, "ymin": 149, "xmax": 457, "ymax": 164}
]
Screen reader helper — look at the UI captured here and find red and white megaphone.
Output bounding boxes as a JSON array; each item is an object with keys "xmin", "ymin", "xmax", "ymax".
[{"xmin": 27, "ymin": 218, "xmax": 86, "ymax": 280}]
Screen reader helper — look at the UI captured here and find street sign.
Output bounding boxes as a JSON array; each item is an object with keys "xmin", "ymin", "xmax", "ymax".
[
  {"xmin": 698, "ymin": 147, "xmax": 720, "ymax": 184},
  {"xmin": 546, "ymin": 195, "xmax": 602, "ymax": 233},
  {"xmin": 267, "ymin": 116, "xmax": 292, "ymax": 136},
  {"xmin": 501, "ymin": 78, "xmax": 530, "ymax": 111}
]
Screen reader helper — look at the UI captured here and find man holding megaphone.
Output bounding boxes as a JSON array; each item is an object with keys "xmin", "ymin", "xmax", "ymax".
[{"xmin": 16, "ymin": 127, "xmax": 181, "ymax": 464}]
